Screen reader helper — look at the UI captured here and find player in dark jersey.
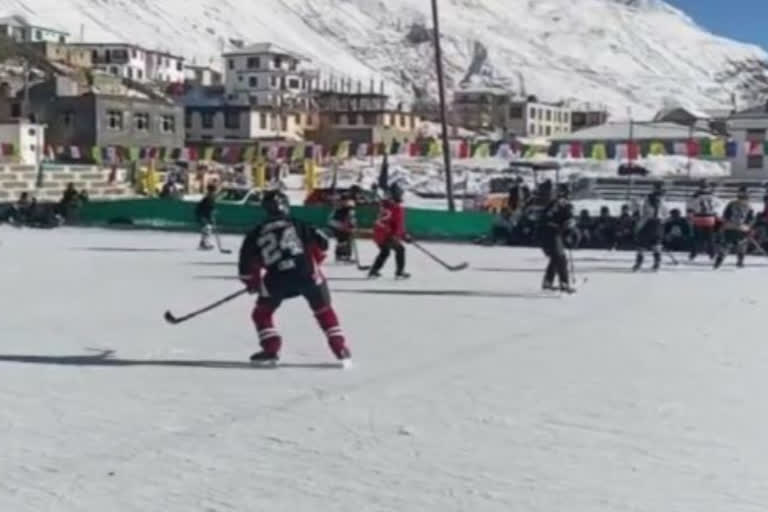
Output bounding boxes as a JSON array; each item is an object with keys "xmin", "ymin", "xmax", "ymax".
[
  {"xmin": 195, "ymin": 183, "xmax": 217, "ymax": 250},
  {"xmin": 539, "ymin": 182, "xmax": 575, "ymax": 293},
  {"xmin": 368, "ymin": 182, "xmax": 410, "ymax": 279},
  {"xmin": 633, "ymin": 182, "xmax": 668, "ymax": 272},
  {"xmin": 714, "ymin": 186, "xmax": 754, "ymax": 269},
  {"xmin": 238, "ymin": 190, "xmax": 351, "ymax": 366},
  {"xmin": 328, "ymin": 196, "xmax": 357, "ymax": 263}
]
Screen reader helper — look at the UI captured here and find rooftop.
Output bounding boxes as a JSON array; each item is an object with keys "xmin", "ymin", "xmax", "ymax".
[
  {"xmin": 551, "ymin": 121, "xmax": 715, "ymax": 141},
  {"xmin": 69, "ymin": 42, "xmax": 184, "ymax": 60},
  {"xmin": 222, "ymin": 42, "xmax": 307, "ymax": 61},
  {"xmin": 0, "ymin": 15, "xmax": 69, "ymax": 35},
  {"xmin": 729, "ymin": 103, "xmax": 768, "ymax": 119}
]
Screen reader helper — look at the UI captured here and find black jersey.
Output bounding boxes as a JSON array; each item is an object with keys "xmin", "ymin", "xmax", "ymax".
[
  {"xmin": 239, "ymin": 217, "xmax": 329, "ymax": 288},
  {"xmin": 722, "ymin": 200, "xmax": 754, "ymax": 228},
  {"xmin": 539, "ymin": 198, "xmax": 573, "ymax": 234},
  {"xmin": 195, "ymin": 195, "xmax": 216, "ymax": 224}
]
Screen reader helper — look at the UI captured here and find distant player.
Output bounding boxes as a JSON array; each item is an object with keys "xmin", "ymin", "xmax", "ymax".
[
  {"xmin": 714, "ymin": 186, "xmax": 754, "ymax": 269},
  {"xmin": 195, "ymin": 183, "xmax": 217, "ymax": 250},
  {"xmin": 633, "ymin": 182, "xmax": 668, "ymax": 272},
  {"xmin": 539, "ymin": 182, "xmax": 574, "ymax": 293},
  {"xmin": 368, "ymin": 182, "xmax": 410, "ymax": 279},
  {"xmin": 687, "ymin": 180, "xmax": 718, "ymax": 260},
  {"xmin": 328, "ymin": 195, "xmax": 357, "ymax": 263},
  {"xmin": 238, "ymin": 190, "xmax": 351, "ymax": 366}
]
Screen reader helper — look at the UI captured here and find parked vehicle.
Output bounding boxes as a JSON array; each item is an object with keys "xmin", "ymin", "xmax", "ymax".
[{"xmin": 304, "ymin": 186, "xmax": 379, "ymax": 207}]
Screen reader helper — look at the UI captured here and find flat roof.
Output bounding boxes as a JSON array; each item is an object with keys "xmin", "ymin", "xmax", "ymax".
[
  {"xmin": 69, "ymin": 42, "xmax": 184, "ymax": 60},
  {"xmin": 551, "ymin": 121, "xmax": 715, "ymax": 141},
  {"xmin": 223, "ymin": 42, "xmax": 307, "ymax": 61}
]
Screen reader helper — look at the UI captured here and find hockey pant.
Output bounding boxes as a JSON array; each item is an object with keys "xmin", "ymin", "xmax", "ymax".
[
  {"xmin": 251, "ymin": 279, "xmax": 347, "ymax": 359},
  {"xmin": 541, "ymin": 234, "xmax": 569, "ymax": 286},
  {"xmin": 370, "ymin": 237, "xmax": 406, "ymax": 274},
  {"xmin": 716, "ymin": 229, "xmax": 748, "ymax": 266},
  {"xmin": 334, "ymin": 229, "xmax": 353, "ymax": 261},
  {"xmin": 690, "ymin": 225, "xmax": 716, "ymax": 260},
  {"xmin": 634, "ymin": 222, "xmax": 663, "ymax": 268}
]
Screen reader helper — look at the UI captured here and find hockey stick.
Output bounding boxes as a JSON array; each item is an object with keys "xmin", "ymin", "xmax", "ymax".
[
  {"xmin": 351, "ymin": 238, "xmax": 371, "ymax": 271},
  {"xmin": 164, "ymin": 288, "xmax": 248, "ymax": 325},
  {"xmin": 411, "ymin": 240, "xmax": 468, "ymax": 271},
  {"xmin": 748, "ymin": 235, "xmax": 768, "ymax": 257},
  {"xmin": 664, "ymin": 250, "xmax": 679, "ymax": 265},
  {"xmin": 212, "ymin": 224, "xmax": 232, "ymax": 255}
]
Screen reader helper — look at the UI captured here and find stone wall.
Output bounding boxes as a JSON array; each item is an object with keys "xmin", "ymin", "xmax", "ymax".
[{"xmin": 0, "ymin": 164, "xmax": 134, "ymax": 201}]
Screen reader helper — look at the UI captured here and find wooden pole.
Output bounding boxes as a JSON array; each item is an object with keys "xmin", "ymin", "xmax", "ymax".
[{"xmin": 431, "ymin": 0, "xmax": 455, "ymax": 212}]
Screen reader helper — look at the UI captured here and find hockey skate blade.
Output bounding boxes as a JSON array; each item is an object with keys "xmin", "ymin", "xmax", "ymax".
[
  {"xmin": 338, "ymin": 359, "xmax": 353, "ymax": 370},
  {"xmin": 249, "ymin": 359, "xmax": 279, "ymax": 369}
]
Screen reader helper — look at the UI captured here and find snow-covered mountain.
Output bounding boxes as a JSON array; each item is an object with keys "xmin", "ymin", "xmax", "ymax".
[{"xmin": 3, "ymin": 0, "xmax": 767, "ymax": 117}]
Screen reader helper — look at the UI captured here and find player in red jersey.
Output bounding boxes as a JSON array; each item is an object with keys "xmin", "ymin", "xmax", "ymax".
[
  {"xmin": 368, "ymin": 182, "xmax": 410, "ymax": 279},
  {"xmin": 238, "ymin": 190, "xmax": 351, "ymax": 366}
]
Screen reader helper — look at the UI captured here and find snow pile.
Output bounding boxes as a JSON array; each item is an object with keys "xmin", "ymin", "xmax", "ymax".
[{"xmin": 5, "ymin": 0, "xmax": 767, "ymax": 116}]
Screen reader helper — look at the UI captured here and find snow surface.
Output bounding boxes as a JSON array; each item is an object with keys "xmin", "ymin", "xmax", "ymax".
[
  {"xmin": 3, "ymin": 226, "xmax": 768, "ymax": 510},
  {"xmin": 2, "ymin": 0, "xmax": 766, "ymax": 116}
]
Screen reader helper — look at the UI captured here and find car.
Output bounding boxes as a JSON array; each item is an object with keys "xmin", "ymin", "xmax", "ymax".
[
  {"xmin": 304, "ymin": 186, "xmax": 379, "ymax": 207},
  {"xmin": 216, "ymin": 186, "xmax": 264, "ymax": 206}
]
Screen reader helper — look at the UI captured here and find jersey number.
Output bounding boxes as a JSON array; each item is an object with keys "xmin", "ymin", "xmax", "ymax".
[{"xmin": 258, "ymin": 227, "xmax": 303, "ymax": 268}]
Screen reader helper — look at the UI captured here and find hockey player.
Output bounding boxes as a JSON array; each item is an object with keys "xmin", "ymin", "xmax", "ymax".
[
  {"xmin": 687, "ymin": 180, "xmax": 718, "ymax": 260},
  {"xmin": 238, "ymin": 190, "xmax": 351, "ymax": 366},
  {"xmin": 714, "ymin": 186, "xmax": 754, "ymax": 269},
  {"xmin": 539, "ymin": 182, "xmax": 574, "ymax": 293},
  {"xmin": 633, "ymin": 182, "xmax": 668, "ymax": 272},
  {"xmin": 195, "ymin": 183, "xmax": 217, "ymax": 250},
  {"xmin": 368, "ymin": 182, "xmax": 410, "ymax": 279},
  {"xmin": 328, "ymin": 195, "xmax": 357, "ymax": 263}
]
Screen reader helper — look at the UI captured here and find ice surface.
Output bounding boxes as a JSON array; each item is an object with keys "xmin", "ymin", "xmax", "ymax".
[{"xmin": 2, "ymin": 226, "xmax": 768, "ymax": 511}]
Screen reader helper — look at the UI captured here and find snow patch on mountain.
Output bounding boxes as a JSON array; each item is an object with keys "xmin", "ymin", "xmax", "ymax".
[{"xmin": 2, "ymin": 0, "xmax": 766, "ymax": 117}]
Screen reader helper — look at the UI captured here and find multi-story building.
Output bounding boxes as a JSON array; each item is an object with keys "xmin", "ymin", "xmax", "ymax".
[
  {"xmin": 184, "ymin": 85, "xmax": 317, "ymax": 143},
  {"xmin": 7, "ymin": 73, "xmax": 184, "ymax": 149},
  {"xmin": 452, "ymin": 88, "xmax": 571, "ymax": 137},
  {"xmin": 222, "ymin": 42, "xmax": 318, "ymax": 109},
  {"xmin": 306, "ymin": 87, "xmax": 421, "ymax": 149},
  {"xmin": 184, "ymin": 65, "xmax": 223, "ymax": 87},
  {"xmin": 728, "ymin": 104, "xmax": 768, "ymax": 177},
  {"xmin": 571, "ymin": 108, "xmax": 609, "ymax": 132},
  {"xmin": 0, "ymin": 15, "xmax": 68, "ymax": 44},
  {"xmin": 69, "ymin": 43, "xmax": 185, "ymax": 83},
  {"xmin": 28, "ymin": 42, "xmax": 92, "ymax": 68}
]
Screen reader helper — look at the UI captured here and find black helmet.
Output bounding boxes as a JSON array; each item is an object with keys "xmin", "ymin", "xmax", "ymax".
[
  {"xmin": 262, "ymin": 189, "xmax": 290, "ymax": 217},
  {"xmin": 389, "ymin": 182, "xmax": 404, "ymax": 203},
  {"xmin": 557, "ymin": 182, "xmax": 570, "ymax": 198}
]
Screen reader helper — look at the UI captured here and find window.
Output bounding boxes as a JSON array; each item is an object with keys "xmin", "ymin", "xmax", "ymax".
[
  {"xmin": 228, "ymin": 59, "xmax": 234, "ymax": 70},
  {"xmin": 137, "ymin": 69, "xmax": 143, "ymax": 80},
  {"xmin": 509, "ymin": 105, "xmax": 523, "ymax": 118},
  {"xmin": 564, "ymin": 112, "xmax": 570, "ymax": 123},
  {"xmin": 110, "ymin": 66, "xmax": 118, "ymax": 75},
  {"xmin": 61, "ymin": 110, "xmax": 74, "ymax": 126},
  {"xmin": 545, "ymin": 109, "xmax": 551, "ymax": 121},
  {"xmin": 247, "ymin": 57, "xmax": 260, "ymax": 69},
  {"xmin": 132, "ymin": 49, "xmax": 137, "ymax": 58},
  {"xmin": 274, "ymin": 57, "xmax": 282, "ymax": 68},
  {"xmin": 748, "ymin": 155, "xmax": 764, "ymax": 170},
  {"xmin": 176, "ymin": 61, "xmax": 182, "ymax": 71},
  {"xmin": 200, "ymin": 111, "xmax": 214, "ymax": 129},
  {"xmin": 271, "ymin": 76, "xmax": 277, "ymax": 87},
  {"xmin": 528, "ymin": 123, "xmax": 535, "ymax": 134},
  {"xmin": 35, "ymin": 30, "xmax": 42, "ymax": 40},
  {"xmin": 224, "ymin": 111, "xmax": 240, "ymax": 129},
  {"xmin": 288, "ymin": 78, "xmax": 300, "ymax": 89},
  {"xmin": 134, "ymin": 112, "xmax": 149, "ymax": 131},
  {"xmin": 529, "ymin": 107, "xmax": 536, "ymax": 119},
  {"xmin": 238, "ymin": 75, "xmax": 243, "ymax": 82},
  {"xmin": 545, "ymin": 126, "xmax": 551, "ymax": 136},
  {"xmin": 161, "ymin": 115, "xmax": 176, "ymax": 133},
  {"xmin": 185, "ymin": 113, "xmax": 192, "ymax": 129},
  {"xmin": 260, "ymin": 112, "xmax": 267, "ymax": 129},
  {"xmin": 59, "ymin": 35, "xmax": 65, "ymax": 44},
  {"xmin": 249, "ymin": 76, "xmax": 258, "ymax": 88},
  {"xmin": 107, "ymin": 110, "xmax": 123, "ymax": 130},
  {"xmin": 28, "ymin": 128, "xmax": 36, "ymax": 136},
  {"xmin": 294, "ymin": 113, "xmax": 301, "ymax": 125},
  {"xmin": 127, "ymin": 68, "xmax": 133, "ymax": 79},
  {"xmin": 400, "ymin": 114, "xmax": 406, "ymax": 127}
]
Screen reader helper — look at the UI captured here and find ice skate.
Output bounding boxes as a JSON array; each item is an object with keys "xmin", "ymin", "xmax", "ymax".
[{"xmin": 249, "ymin": 350, "xmax": 279, "ymax": 367}]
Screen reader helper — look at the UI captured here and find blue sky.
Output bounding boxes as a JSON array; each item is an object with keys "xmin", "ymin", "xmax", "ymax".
[{"xmin": 667, "ymin": 0, "xmax": 768, "ymax": 49}]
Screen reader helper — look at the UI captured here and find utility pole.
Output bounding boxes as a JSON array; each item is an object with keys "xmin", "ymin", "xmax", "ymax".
[{"xmin": 430, "ymin": 0, "xmax": 455, "ymax": 212}]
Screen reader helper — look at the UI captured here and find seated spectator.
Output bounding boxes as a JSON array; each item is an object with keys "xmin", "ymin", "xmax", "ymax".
[
  {"xmin": 664, "ymin": 208, "xmax": 692, "ymax": 252},
  {"xmin": 615, "ymin": 205, "xmax": 636, "ymax": 249},
  {"xmin": 576, "ymin": 209, "xmax": 594, "ymax": 248},
  {"xmin": 593, "ymin": 206, "xmax": 616, "ymax": 249}
]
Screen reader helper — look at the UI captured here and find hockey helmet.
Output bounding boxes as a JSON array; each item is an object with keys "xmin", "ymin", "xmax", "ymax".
[
  {"xmin": 262, "ymin": 189, "xmax": 290, "ymax": 217},
  {"xmin": 389, "ymin": 181, "xmax": 405, "ymax": 203}
]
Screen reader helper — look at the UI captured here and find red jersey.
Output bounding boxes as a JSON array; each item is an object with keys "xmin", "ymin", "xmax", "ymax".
[{"xmin": 373, "ymin": 200, "xmax": 405, "ymax": 245}]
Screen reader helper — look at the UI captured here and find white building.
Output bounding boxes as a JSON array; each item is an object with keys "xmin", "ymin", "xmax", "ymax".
[
  {"xmin": 0, "ymin": 15, "xmax": 68, "ymax": 44},
  {"xmin": 728, "ymin": 104, "xmax": 768, "ymax": 178},
  {"xmin": 70, "ymin": 43, "xmax": 185, "ymax": 84},
  {"xmin": 0, "ymin": 121, "xmax": 46, "ymax": 165},
  {"xmin": 184, "ymin": 65, "xmax": 223, "ymax": 86},
  {"xmin": 222, "ymin": 43, "xmax": 317, "ymax": 108}
]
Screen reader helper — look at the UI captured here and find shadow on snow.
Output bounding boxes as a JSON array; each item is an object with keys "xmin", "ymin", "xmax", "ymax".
[{"xmin": 0, "ymin": 350, "xmax": 340, "ymax": 371}]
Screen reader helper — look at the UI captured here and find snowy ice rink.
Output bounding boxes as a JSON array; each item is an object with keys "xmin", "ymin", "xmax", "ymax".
[{"xmin": 2, "ymin": 226, "xmax": 768, "ymax": 511}]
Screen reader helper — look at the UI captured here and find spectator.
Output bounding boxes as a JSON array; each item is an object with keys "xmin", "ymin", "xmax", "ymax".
[
  {"xmin": 593, "ymin": 206, "xmax": 617, "ymax": 248},
  {"xmin": 664, "ymin": 208, "xmax": 692, "ymax": 252},
  {"xmin": 615, "ymin": 204, "xmax": 636, "ymax": 249},
  {"xmin": 576, "ymin": 209, "xmax": 593, "ymax": 248}
]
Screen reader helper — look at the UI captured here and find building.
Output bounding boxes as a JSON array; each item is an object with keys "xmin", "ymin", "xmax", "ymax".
[
  {"xmin": 571, "ymin": 108, "xmax": 609, "ymax": 132},
  {"xmin": 222, "ymin": 42, "xmax": 318, "ymax": 108},
  {"xmin": 728, "ymin": 103, "xmax": 768, "ymax": 177},
  {"xmin": 69, "ymin": 43, "xmax": 185, "ymax": 83},
  {"xmin": 184, "ymin": 65, "xmax": 222, "ymax": 87},
  {"xmin": 28, "ymin": 42, "xmax": 92, "ymax": 68},
  {"xmin": 0, "ymin": 120, "xmax": 45, "ymax": 164},
  {"xmin": 452, "ymin": 88, "xmax": 571, "ymax": 137},
  {"xmin": 0, "ymin": 15, "xmax": 68, "ymax": 44},
  {"xmin": 550, "ymin": 121, "xmax": 715, "ymax": 148},
  {"xmin": 6, "ymin": 74, "xmax": 184, "ymax": 149},
  {"xmin": 306, "ymin": 87, "xmax": 421, "ymax": 149},
  {"xmin": 653, "ymin": 106, "xmax": 732, "ymax": 137},
  {"xmin": 184, "ymin": 85, "xmax": 316, "ymax": 143}
]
